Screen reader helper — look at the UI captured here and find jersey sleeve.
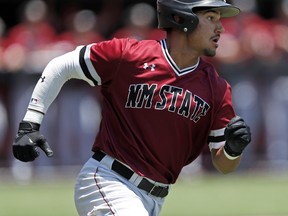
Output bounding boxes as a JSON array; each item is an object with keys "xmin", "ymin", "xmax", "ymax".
[
  {"xmin": 208, "ymin": 82, "xmax": 235, "ymax": 150},
  {"xmin": 78, "ymin": 38, "xmax": 130, "ymax": 86}
]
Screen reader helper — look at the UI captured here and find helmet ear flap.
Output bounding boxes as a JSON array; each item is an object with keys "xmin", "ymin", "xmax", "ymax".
[
  {"xmin": 181, "ymin": 13, "xmax": 199, "ymax": 32},
  {"xmin": 175, "ymin": 12, "xmax": 199, "ymax": 33},
  {"xmin": 157, "ymin": 1, "xmax": 199, "ymax": 33},
  {"xmin": 170, "ymin": 12, "xmax": 199, "ymax": 32}
]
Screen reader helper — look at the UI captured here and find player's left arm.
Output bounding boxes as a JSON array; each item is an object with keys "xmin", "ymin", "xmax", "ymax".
[{"xmin": 211, "ymin": 116, "xmax": 251, "ymax": 174}]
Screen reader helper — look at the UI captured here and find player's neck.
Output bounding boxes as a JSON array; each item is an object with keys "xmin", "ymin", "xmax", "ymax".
[
  {"xmin": 169, "ymin": 49, "xmax": 199, "ymax": 69},
  {"xmin": 166, "ymin": 33, "xmax": 200, "ymax": 69}
]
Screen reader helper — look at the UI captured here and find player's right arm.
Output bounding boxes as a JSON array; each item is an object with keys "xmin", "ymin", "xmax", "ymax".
[{"xmin": 13, "ymin": 46, "xmax": 97, "ymax": 162}]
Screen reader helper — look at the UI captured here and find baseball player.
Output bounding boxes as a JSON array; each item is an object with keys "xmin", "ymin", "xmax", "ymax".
[{"xmin": 12, "ymin": 0, "xmax": 251, "ymax": 215}]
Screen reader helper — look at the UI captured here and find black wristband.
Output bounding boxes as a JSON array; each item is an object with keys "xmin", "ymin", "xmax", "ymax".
[
  {"xmin": 19, "ymin": 121, "xmax": 40, "ymax": 132},
  {"xmin": 224, "ymin": 143, "xmax": 242, "ymax": 157}
]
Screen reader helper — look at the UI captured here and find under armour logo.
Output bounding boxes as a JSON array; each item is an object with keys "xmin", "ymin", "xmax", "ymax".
[
  {"xmin": 143, "ymin": 63, "xmax": 156, "ymax": 71},
  {"xmin": 40, "ymin": 76, "xmax": 46, "ymax": 83}
]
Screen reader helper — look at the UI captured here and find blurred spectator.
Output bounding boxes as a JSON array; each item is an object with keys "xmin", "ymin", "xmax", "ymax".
[
  {"xmin": 275, "ymin": 0, "xmax": 288, "ymax": 53},
  {"xmin": 96, "ymin": 0, "xmax": 125, "ymax": 38},
  {"xmin": 0, "ymin": 92, "xmax": 9, "ymax": 165},
  {"xmin": 55, "ymin": 85, "xmax": 103, "ymax": 165},
  {"xmin": 56, "ymin": 9, "xmax": 104, "ymax": 52},
  {"xmin": 0, "ymin": 17, "xmax": 7, "ymax": 71},
  {"xmin": 0, "ymin": 17, "xmax": 10, "ymax": 165},
  {"xmin": 113, "ymin": 3, "xmax": 166, "ymax": 40},
  {"xmin": 2, "ymin": 0, "xmax": 56, "ymax": 73}
]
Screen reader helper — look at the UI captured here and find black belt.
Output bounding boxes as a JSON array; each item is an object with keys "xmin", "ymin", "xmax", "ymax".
[{"xmin": 92, "ymin": 150, "xmax": 169, "ymax": 198}]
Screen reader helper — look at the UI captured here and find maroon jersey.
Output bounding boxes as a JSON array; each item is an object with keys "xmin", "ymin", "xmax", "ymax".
[{"xmin": 78, "ymin": 38, "xmax": 235, "ymax": 184}]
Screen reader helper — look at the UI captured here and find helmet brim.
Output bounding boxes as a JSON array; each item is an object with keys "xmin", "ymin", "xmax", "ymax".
[
  {"xmin": 193, "ymin": 2, "xmax": 240, "ymax": 18},
  {"xmin": 217, "ymin": 6, "xmax": 240, "ymax": 18}
]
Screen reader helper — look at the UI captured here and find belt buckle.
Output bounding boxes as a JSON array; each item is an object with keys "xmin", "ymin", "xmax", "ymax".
[
  {"xmin": 149, "ymin": 183, "xmax": 168, "ymax": 198},
  {"xmin": 149, "ymin": 184, "xmax": 157, "ymax": 195},
  {"xmin": 137, "ymin": 177, "xmax": 169, "ymax": 198}
]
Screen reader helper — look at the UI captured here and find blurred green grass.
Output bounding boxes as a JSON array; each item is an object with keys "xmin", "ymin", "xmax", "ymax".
[
  {"xmin": 0, "ymin": 173, "xmax": 287, "ymax": 216},
  {"xmin": 161, "ymin": 173, "xmax": 288, "ymax": 216}
]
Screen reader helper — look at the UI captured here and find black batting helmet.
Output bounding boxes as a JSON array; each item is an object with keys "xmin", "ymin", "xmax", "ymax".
[{"xmin": 157, "ymin": 0, "xmax": 240, "ymax": 33}]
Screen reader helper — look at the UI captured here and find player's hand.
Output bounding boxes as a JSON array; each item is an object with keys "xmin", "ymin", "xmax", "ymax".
[
  {"xmin": 13, "ymin": 121, "xmax": 54, "ymax": 162},
  {"xmin": 224, "ymin": 116, "xmax": 251, "ymax": 157}
]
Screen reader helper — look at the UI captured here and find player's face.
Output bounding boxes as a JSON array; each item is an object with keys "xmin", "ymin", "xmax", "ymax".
[{"xmin": 189, "ymin": 9, "xmax": 224, "ymax": 57}]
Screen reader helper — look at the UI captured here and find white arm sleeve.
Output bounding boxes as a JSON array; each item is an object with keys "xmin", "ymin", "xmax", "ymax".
[{"xmin": 23, "ymin": 46, "xmax": 95, "ymax": 124}]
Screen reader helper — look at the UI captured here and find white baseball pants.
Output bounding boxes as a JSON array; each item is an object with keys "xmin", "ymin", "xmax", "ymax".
[{"xmin": 74, "ymin": 157, "xmax": 167, "ymax": 216}]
